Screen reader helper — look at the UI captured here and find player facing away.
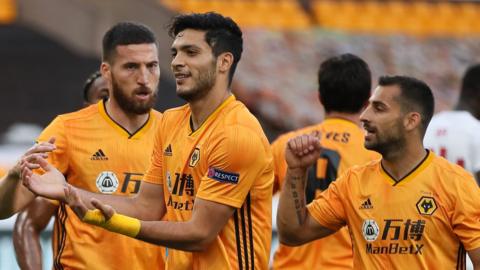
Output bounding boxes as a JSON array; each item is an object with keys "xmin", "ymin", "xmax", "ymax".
[
  {"xmin": 271, "ymin": 54, "xmax": 379, "ymax": 269},
  {"xmin": 424, "ymin": 63, "xmax": 480, "ymax": 184},
  {"xmin": 14, "ymin": 22, "xmax": 165, "ymax": 270},
  {"xmin": 277, "ymin": 75, "xmax": 480, "ymax": 269},
  {"xmin": 22, "ymin": 12, "xmax": 274, "ymax": 270}
]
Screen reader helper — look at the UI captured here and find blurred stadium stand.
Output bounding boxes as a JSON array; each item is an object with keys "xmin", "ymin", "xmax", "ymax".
[{"xmin": 1, "ymin": 0, "xmax": 480, "ymax": 269}]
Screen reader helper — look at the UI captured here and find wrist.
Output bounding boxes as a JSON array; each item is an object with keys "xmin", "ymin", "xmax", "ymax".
[{"xmin": 286, "ymin": 167, "xmax": 307, "ymax": 179}]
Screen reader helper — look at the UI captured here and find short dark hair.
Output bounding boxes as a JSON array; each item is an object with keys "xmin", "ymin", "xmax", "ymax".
[
  {"xmin": 460, "ymin": 64, "xmax": 480, "ymax": 102},
  {"xmin": 168, "ymin": 12, "xmax": 243, "ymax": 86},
  {"xmin": 102, "ymin": 22, "xmax": 157, "ymax": 62},
  {"xmin": 83, "ymin": 71, "xmax": 102, "ymax": 102},
  {"xmin": 318, "ymin": 53, "xmax": 371, "ymax": 113},
  {"xmin": 378, "ymin": 75, "xmax": 434, "ymax": 135}
]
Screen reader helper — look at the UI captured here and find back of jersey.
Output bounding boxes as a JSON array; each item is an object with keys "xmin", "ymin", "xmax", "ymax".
[{"xmin": 424, "ymin": 111, "xmax": 480, "ymax": 177}]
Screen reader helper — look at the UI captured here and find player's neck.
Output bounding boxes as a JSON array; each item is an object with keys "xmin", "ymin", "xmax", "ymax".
[
  {"xmin": 381, "ymin": 141, "xmax": 427, "ymax": 181},
  {"xmin": 105, "ymin": 99, "xmax": 150, "ymax": 134},
  {"xmin": 188, "ymin": 82, "xmax": 230, "ymax": 131},
  {"xmin": 325, "ymin": 112, "xmax": 361, "ymax": 125}
]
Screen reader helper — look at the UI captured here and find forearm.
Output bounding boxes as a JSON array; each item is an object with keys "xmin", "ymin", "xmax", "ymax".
[
  {"xmin": 72, "ymin": 187, "xmax": 157, "ymax": 220},
  {"xmin": 13, "ymin": 216, "xmax": 43, "ymax": 270},
  {"xmin": 137, "ymin": 220, "xmax": 211, "ymax": 252},
  {"xmin": 0, "ymin": 171, "xmax": 35, "ymax": 219},
  {"xmin": 277, "ymin": 168, "xmax": 308, "ymax": 242}
]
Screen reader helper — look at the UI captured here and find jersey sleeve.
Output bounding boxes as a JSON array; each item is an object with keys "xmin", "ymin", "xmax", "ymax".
[
  {"xmin": 37, "ymin": 116, "xmax": 69, "ymax": 174},
  {"xmin": 196, "ymin": 125, "xmax": 270, "ymax": 208},
  {"xmin": 306, "ymin": 171, "xmax": 349, "ymax": 231},
  {"xmin": 451, "ymin": 174, "xmax": 480, "ymax": 251},
  {"xmin": 144, "ymin": 122, "xmax": 164, "ymax": 185},
  {"xmin": 271, "ymin": 134, "xmax": 288, "ymax": 194}
]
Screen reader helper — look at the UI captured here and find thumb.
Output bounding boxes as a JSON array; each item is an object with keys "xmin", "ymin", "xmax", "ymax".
[{"xmin": 91, "ymin": 199, "xmax": 115, "ymax": 220}]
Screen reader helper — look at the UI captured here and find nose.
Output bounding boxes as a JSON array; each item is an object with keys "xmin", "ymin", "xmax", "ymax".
[
  {"xmin": 137, "ymin": 65, "xmax": 149, "ymax": 85},
  {"xmin": 359, "ymin": 106, "xmax": 370, "ymax": 124},
  {"xmin": 171, "ymin": 53, "xmax": 184, "ymax": 71}
]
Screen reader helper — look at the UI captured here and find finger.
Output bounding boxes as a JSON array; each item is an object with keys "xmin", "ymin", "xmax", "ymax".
[
  {"xmin": 301, "ymin": 134, "xmax": 310, "ymax": 154},
  {"xmin": 91, "ymin": 199, "xmax": 115, "ymax": 220},
  {"xmin": 47, "ymin": 137, "xmax": 56, "ymax": 144},
  {"xmin": 36, "ymin": 158, "xmax": 54, "ymax": 172},
  {"xmin": 66, "ymin": 185, "xmax": 88, "ymax": 218},
  {"xmin": 288, "ymin": 137, "xmax": 300, "ymax": 156}
]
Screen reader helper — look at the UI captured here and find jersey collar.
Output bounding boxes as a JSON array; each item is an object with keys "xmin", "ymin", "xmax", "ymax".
[
  {"xmin": 380, "ymin": 150, "xmax": 433, "ymax": 186},
  {"xmin": 98, "ymin": 100, "xmax": 154, "ymax": 139},
  {"xmin": 189, "ymin": 95, "xmax": 236, "ymax": 136}
]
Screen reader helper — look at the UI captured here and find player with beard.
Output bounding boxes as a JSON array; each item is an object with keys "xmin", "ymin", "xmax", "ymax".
[
  {"xmin": 21, "ymin": 12, "xmax": 273, "ymax": 270},
  {"xmin": 12, "ymin": 22, "xmax": 165, "ymax": 270},
  {"xmin": 277, "ymin": 76, "xmax": 480, "ymax": 269}
]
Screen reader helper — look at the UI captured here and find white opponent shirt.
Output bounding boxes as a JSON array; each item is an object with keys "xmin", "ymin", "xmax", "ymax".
[{"xmin": 424, "ymin": 110, "xmax": 480, "ymax": 175}]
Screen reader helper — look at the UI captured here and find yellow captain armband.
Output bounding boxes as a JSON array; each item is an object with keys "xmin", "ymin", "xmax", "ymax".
[
  {"xmin": 82, "ymin": 209, "xmax": 141, "ymax": 238},
  {"xmin": 104, "ymin": 213, "xmax": 141, "ymax": 238}
]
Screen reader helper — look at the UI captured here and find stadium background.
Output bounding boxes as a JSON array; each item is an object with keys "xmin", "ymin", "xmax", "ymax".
[{"xmin": 0, "ymin": 0, "xmax": 479, "ymax": 269}]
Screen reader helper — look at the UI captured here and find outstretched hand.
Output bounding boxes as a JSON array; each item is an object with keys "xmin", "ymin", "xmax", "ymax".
[
  {"xmin": 21, "ymin": 152, "xmax": 67, "ymax": 201},
  {"xmin": 64, "ymin": 185, "xmax": 115, "ymax": 222},
  {"xmin": 10, "ymin": 137, "xmax": 56, "ymax": 178},
  {"xmin": 285, "ymin": 131, "xmax": 322, "ymax": 171}
]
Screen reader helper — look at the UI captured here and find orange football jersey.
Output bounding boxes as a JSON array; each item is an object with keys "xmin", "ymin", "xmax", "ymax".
[
  {"xmin": 272, "ymin": 118, "xmax": 379, "ymax": 270},
  {"xmin": 308, "ymin": 151, "xmax": 480, "ymax": 269},
  {"xmin": 37, "ymin": 101, "xmax": 165, "ymax": 270},
  {"xmin": 144, "ymin": 95, "xmax": 274, "ymax": 270}
]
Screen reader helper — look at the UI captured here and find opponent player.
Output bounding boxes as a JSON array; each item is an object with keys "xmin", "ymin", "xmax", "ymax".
[
  {"xmin": 22, "ymin": 12, "xmax": 273, "ymax": 270},
  {"xmin": 277, "ymin": 76, "xmax": 480, "ymax": 269},
  {"xmin": 15, "ymin": 22, "xmax": 165, "ymax": 270},
  {"xmin": 271, "ymin": 54, "xmax": 379, "ymax": 269},
  {"xmin": 424, "ymin": 64, "xmax": 480, "ymax": 184}
]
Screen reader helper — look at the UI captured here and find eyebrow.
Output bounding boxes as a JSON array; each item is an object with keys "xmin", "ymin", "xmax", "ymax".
[{"xmin": 171, "ymin": 44, "xmax": 201, "ymax": 52}]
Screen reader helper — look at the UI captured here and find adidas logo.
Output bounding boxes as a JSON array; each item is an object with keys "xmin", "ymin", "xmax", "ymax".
[
  {"xmin": 164, "ymin": 144, "xmax": 172, "ymax": 156},
  {"xmin": 91, "ymin": 149, "xmax": 108, "ymax": 161},
  {"xmin": 360, "ymin": 198, "xmax": 373, "ymax": 209}
]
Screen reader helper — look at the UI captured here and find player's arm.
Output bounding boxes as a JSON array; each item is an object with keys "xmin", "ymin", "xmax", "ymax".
[
  {"xmin": 469, "ymin": 248, "xmax": 480, "ymax": 269},
  {"xmin": 0, "ymin": 139, "xmax": 56, "ymax": 219},
  {"xmin": 64, "ymin": 184, "xmax": 233, "ymax": 251},
  {"xmin": 475, "ymin": 171, "xmax": 480, "ymax": 186},
  {"xmin": 13, "ymin": 198, "xmax": 58, "ymax": 270},
  {"xmin": 21, "ymin": 157, "xmax": 166, "ymax": 221},
  {"xmin": 277, "ymin": 132, "xmax": 335, "ymax": 246}
]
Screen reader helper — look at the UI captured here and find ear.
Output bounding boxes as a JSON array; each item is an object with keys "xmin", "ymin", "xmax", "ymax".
[
  {"xmin": 404, "ymin": 112, "xmax": 422, "ymax": 131},
  {"xmin": 100, "ymin": 62, "xmax": 112, "ymax": 84},
  {"xmin": 217, "ymin": 52, "xmax": 234, "ymax": 75}
]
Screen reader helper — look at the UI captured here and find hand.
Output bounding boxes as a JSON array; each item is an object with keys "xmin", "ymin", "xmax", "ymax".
[
  {"xmin": 9, "ymin": 137, "xmax": 56, "ymax": 178},
  {"xmin": 285, "ymin": 131, "xmax": 322, "ymax": 171},
  {"xmin": 21, "ymin": 156, "xmax": 67, "ymax": 201},
  {"xmin": 64, "ymin": 185, "xmax": 115, "ymax": 221}
]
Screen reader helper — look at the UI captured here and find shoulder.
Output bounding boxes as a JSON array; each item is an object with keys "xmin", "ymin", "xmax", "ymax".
[
  {"xmin": 430, "ymin": 153, "xmax": 474, "ymax": 181},
  {"xmin": 48, "ymin": 105, "xmax": 98, "ymax": 128}
]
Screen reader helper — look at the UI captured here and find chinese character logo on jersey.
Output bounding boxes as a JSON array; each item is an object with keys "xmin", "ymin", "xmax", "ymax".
[
  {"xmin": 189, "ymin": 147, "xmax": 200, "ymax": 167},
  {"xmin": 416, "ymin": 196, "xmax": 437, "ymax": 216},
  {"xmin": 95, "ymin": 171, "xmax": 119, "ymax": 193},
  {"xmin": 362, "ymin": 219, "xmax": 380, "ymax": 242}
]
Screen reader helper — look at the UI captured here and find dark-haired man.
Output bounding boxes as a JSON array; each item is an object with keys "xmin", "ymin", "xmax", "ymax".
[
  {"xmin": 277, "ymin": 76, "xmax": 480, "ymax": 269},
  {"xmin": 424, "ymin": 64, "xmax": 480, "ymax": 184},
  {"xmin": 83, "ymin": 71, "xmax": 109, "ymax": 106},
  {"xmin": 22, "ymin": 12, "xmax": 273, "ymax": 270},
  {"xmin": 14, "ymin": 22, "xmax": 165, "ymax": 270},
  {"xmin": 271, "ymin": 54, "xmax": 379, "ymax": 270}
]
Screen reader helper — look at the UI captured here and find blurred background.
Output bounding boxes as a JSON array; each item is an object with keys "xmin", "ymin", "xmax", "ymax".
[{"xmin": 1, "ymin": 0, "xmax": 480, "ymax": 268}]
